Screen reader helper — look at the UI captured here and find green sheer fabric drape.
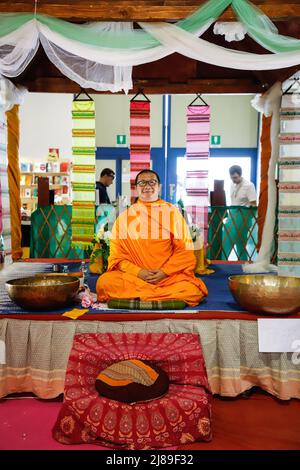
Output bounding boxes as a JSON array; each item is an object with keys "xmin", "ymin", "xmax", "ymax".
[
  {"xmin": 0, "ymin": 0, "xmax": 229, "ymax": 47},
  {"xmin": 0, "ymin": 13, "xmax": 33, "ymax": 36},
  {"xmin": 1, "ymin": 0, "xmax": 300, "ymax": 53},
  {"xmin": 232, "ymin": 0, "xmax": 300, "ymax": 52}
]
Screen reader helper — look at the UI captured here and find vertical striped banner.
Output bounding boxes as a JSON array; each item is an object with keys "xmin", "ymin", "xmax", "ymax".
[
  {"xmin": 130, "ymin": 101, "xmax": 151, "ymax": 203},
  {"xmin": 278, "ymin": 94, "xmax": 300, "ymax": 277},
  {"xmin": 0, "ymin": 104, "xmax": 12, "ymax": 262},
  {"xmin": 71, "ymin": 99, "xmax": 96, "ymax": 248},
  {"xmin": 185, "ymin": 105, "xmax": 210, "ymax": 243}
]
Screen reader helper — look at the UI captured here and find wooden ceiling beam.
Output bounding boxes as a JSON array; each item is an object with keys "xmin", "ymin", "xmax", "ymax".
[
  {"xmin": 0, "ymin": 1, "xmax": 300, "ymax": 21},
  {"xmin": 12, "ymin": 77, "xmax": 264, "ymax": 94}
]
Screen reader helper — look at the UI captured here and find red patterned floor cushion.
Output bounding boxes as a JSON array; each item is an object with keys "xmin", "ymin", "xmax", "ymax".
[{"xmin": 52, "ymin": 332, "xmax": 212, "ymax": 449}]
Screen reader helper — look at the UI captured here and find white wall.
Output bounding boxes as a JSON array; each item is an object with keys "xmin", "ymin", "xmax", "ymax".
[
  {"xmin": 19, "ymin": 93, "xmax": 258, "ymax": 165},
  {"xmin": 171, "ymin": 94, "xmax": 258, "ymax": 148},
  {"xmin": 19, "ymin": 93, "xmax": 163, "ymax": 163},
  {"xmin": 19, "ymin": 93, "xmax": 73, "ymax": 161}
]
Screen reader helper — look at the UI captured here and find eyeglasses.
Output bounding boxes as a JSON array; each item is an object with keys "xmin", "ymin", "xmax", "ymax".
[{"xmin": 136, "ymin": 179, "xmax": 159, "ymax": 187}]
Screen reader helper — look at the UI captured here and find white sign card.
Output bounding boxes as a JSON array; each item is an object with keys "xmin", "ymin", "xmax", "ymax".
[{"xmin": 258, "ymin": 319, "xmax": 300, "ymax": 353}]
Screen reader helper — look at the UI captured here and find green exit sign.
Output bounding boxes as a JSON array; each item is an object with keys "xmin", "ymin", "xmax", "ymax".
[
  {"xmin": 116, "ymin": 134, "xmax": 127, "ymax": 146},
  {"xmin": 211, "ymin": 135, "xmax": 221, "ymax": 147}
]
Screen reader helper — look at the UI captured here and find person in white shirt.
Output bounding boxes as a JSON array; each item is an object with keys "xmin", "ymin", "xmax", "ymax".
[
  {"xmin": 229, "ymin": 165, "xmax": 257, "ymax": 206},
  {"xmin": 223, "ymin": 165, "xmax": 257, "ymax": 261}
]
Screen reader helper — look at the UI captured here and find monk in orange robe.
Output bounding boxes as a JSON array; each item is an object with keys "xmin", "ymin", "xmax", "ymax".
[{"xmin": 96, "ymin": 170, "xmax": 208, "ymax": 306}]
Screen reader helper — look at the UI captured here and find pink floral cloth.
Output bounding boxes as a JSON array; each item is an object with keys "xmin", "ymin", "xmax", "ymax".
[{"xmin": 79, "ymin": 287, "xmax": 107, "ymax": 310}]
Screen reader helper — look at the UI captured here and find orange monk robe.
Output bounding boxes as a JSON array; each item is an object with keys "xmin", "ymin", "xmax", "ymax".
[{"xmin": 96, "ymin": 199, "xmax": 208, "ymax": 306}]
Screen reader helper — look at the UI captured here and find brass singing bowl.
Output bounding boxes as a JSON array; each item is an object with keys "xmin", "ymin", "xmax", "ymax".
[
  {"xmin": 228, "ymin": 275, "xmax": 300, "ymax": 315},
  {"xmin": 5, "ymin": 275, "xmax": 80, "ymax": 310}
]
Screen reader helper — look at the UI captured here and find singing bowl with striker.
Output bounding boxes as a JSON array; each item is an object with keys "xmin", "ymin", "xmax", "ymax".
[
  {"xmin": 228, "ymin": 275, "xmax": 300, "ymax": 315},
  {"xmin": 5, "ymin": 275, "xmax": 80, "ymax": 310}
]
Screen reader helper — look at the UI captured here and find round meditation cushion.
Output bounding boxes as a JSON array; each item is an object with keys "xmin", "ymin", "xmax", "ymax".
[{"xmin": 95, "ymin": 359, "xmax": 169, "ymax": 403}]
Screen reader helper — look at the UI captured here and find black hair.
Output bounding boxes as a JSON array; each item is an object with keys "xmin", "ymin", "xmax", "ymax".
[
  {"xmin": 100, "ymin": 168, "xmax": 115, "ymax": 178},
  {"xmin": 229, "ymin": 165, "xmax": 242, "ymax": 176},
  {"xmin": 135, "ymin": 169, "xmax": 161, "ymax": 185}
]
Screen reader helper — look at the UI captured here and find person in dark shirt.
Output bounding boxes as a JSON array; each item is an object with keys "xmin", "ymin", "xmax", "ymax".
[{"xmin": 96, "ymin": 168, "xmax": 115, "ymax": 204}]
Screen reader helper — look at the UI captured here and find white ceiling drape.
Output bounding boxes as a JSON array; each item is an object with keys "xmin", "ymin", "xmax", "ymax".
[{"xmin": 0, "ymin": 16, "xmax": 299, "ymax": 92}]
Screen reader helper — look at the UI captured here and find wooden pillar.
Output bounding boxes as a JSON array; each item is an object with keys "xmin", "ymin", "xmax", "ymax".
[
  {"xmin": 257, "ymin": 115, "xmax": 272, "ymax": 250},
  {"xmin": 6, "ymin": 105, "xmax": 22, "ymax": 260}
]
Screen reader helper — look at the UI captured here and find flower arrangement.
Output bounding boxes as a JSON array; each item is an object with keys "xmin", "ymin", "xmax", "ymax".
[
  {"xmin": 89, "ymin": 225, "xmax": 111, "ymax": 274},
  {"xmin": 189, "ymin": 224, "xmax": 204, "ymax": 249},
  {"xmin": 189, "ymin": 224, "xmax": 200, "ymax": 243}
]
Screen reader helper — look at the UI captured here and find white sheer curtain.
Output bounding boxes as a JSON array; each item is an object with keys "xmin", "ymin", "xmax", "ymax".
[
  {"xmin": 0, "ymin": 20, "xmax": 136, "ymax": 92},
  {"xmin": 40, "ymin": 37, "xmax": 133, "ymax": 93},
  {"xmin": 40, "ymin": 21, "xmax": 134, "ymax": 93},
  {"xmin": 0, "ymin": 19, "xmax": 213, "ymax": 92},
  {"xmin": 37, "ymin": 22, "xmax": 171, "ymax": 66},
  {"xmin": 1, "ymin": 18, "xmax": 300, "ymax": 92},
  {"xmin": 140, "ymin": 22, "xmax": 300, "ymax": 71},
  {"xmin": 0, "ymin": 75, "xmax": 27, "ymax": 111},
  {"xmin": 0, "ymin": 21, "xmax": 39, "ymax": 77}
]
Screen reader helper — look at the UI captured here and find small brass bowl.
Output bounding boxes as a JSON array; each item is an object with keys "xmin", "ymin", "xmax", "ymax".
[
  {"xmin": 5, "ymin": 275, "xmax": 80, "ymax": 310},
  {"xmin": 228, "ymin": 275, "xmax": 300, "ymax": 315}
]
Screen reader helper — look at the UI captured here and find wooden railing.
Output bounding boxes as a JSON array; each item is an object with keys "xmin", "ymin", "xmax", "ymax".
[
  {"xmin": 30, "ymin": 205, "xmax": 278, "ymax": 263},
  {"xmin": 30, "ymin": 205, "xmax": 84, "ymax": 259}
]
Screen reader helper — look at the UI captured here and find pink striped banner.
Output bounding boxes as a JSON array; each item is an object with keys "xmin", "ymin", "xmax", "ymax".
[{"xmin": 185, "ymin": 105, "xmax": 210, "ymax": 243}]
